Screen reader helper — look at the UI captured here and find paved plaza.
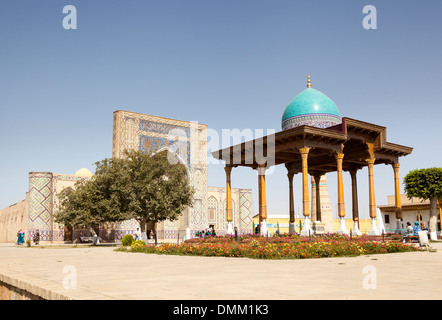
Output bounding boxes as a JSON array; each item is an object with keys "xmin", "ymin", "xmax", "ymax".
[{"xmin": 1, "ymin": 242, "xmax": 442, "ymax": 300}]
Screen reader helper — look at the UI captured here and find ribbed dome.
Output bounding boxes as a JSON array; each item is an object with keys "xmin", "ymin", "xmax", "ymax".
[{"xmin": 281, "ymin": 76, "xmax": 341, "ymax": 130}]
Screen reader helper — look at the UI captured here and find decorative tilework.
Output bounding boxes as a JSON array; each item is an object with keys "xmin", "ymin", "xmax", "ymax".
[
  {"xmin": 239, "ymin": 190, "xmax": 253, "ymax": 233},
  {"xmin": 192, "ymin": 199, "xmax": 203, "ymax": 228},
  {"xmin": 139, "ymin": 119, "xmax": 190, "ymax": 137},
  {"xmin": 113, "ymin": 110, "xmax": 209, "ymax": 236},
  {"xmin": 282, "ymin": 114, "xmax": 341, "ymax": 130},
  {"xmin": 29, "ymin": 172, "xmax": 53, "ymax": 232},
  {"xmin": 208, "ymin": 196, "xmax": 218, "ymax": 222},
  {"xmin": 139, "ymin": 135, "xmax": 190, "ymax": 168}
]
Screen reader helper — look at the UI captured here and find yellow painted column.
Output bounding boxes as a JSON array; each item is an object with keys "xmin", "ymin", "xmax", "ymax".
[
  {"xmin": 336, "ymin": 153, "xmax": 345, "ymax": 218},
  {"xmin": 258, "ymin": 164, "xmax": 268, "ymax": 235},
  {"xmin": 367, "ymin": 156, "xmax": 380, "ymax": 235},
  {"xmin": 367, "ymin": 158, "xmax": 376, "ymax": 219},
  {"xmin": 259, "ymin": 166, "xmax": 267, "ymax": 221},
  {"xmin": 393, "ymin": 162, "xmax": 403, "ymax": 233},
  {"xmin": 392, "ymin": 163, "xmax": 402, "ymax": 219},
  {"xmin": 336, "ymin": 152, "xmax": 349, "ymax": 234},
  {"xmin": 299, "ymin": 147, "xmax": 310, "ymax": 218},
  {"xmin": 299, "ymin": 147, "xmax": 312, "ymax": 236},
  {"xmin": 224, "ymin": 166, "xmax": 234, "ymax": 234}
]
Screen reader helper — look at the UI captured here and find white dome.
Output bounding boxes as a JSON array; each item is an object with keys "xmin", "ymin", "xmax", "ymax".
[{"xmin": 74, "ymin": 168, "xmax": 93, "ymax": 177}]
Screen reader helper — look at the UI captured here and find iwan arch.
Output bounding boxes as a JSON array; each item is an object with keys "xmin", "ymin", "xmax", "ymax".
[{"xmin": 212, "ymin": 75, "xmax": 413, "ymax": 236}]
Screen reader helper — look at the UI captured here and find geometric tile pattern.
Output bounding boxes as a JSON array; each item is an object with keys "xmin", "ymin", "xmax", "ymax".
[
  {"xmin": 28, "ymin": 172, "xmax": 53, "ymax": 235},
  {"xmin": 239, "ymin": 189, "xmax": 253, "ymax": 233},
  {"xmin": 139, "ymin": 135, "xmax": 190, "ymax": 168}
]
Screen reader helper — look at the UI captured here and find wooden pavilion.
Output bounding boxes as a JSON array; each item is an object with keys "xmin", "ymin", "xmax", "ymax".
[{"xmin": 212, "ymin": 79, "xmax": 413, "ymax": 236}]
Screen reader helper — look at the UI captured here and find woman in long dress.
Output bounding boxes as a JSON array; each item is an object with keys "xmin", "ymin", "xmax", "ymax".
[{"xmin": 17, "ymin": 229, "xmax": 25, "ymax": 245}]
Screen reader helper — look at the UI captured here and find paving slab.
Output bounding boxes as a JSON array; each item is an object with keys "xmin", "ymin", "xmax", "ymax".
[{"xmin": 1, "ymin": 242, "xmax": 442, "ymax": 300}]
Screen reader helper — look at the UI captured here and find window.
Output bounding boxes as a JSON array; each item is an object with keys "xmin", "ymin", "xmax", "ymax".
[{"xmin": 209, "ymin": 208, "xmax": 216, "ymax": 221}]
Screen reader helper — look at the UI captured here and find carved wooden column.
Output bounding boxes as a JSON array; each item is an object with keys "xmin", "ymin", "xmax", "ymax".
[
  {"xmin": 349, "ymin": 169, "xmax": 362, "ymax": 235},
  {"xmin": 258, "ymin": 164, "xmax": 268, "ymax": 236},
  {"xmin": 299, "ymin": 147, "xmax": 312, "ymax": 236},
  {"xmin": 224, "ymin": 165, "xmax": 234, "ymax": 235},
  {"xmin": 336, "ymin": 152, "xmax": 349, "ymax": 234},
  {"xmin": 287, "ymin": 172, "xmax": 296, "ymax": 234},
  {"xmin": 392, "ymin": 163, "xmax": 403, "ymax": 233},
  {"xmin": 313, "ymin": 175, "xmax": 321, "ymax": 222},
  {"xmin": 366, "ymin": 143, "xmax": 380, "ymax": 235}
]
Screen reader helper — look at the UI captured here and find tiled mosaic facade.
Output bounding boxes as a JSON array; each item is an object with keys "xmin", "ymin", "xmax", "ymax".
[
  {"xmin": 207, "ymin": 187, "xmax": 253, "ymax": 235},
  {"xmin": 0, "ymin": 111, "xmax": 253, "ymax": 243},
  {"xmin": 28, "ymin": 173, "xmax": 91, "ymax": 242},
  {"xmin": 113, "ymin": 110, "xmax": 253, "ymax": 238}
]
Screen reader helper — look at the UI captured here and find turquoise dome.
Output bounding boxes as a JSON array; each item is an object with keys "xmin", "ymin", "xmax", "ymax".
[{"xmin": 281, "ymin": 86, "xmax": 342, "ymax": 130}]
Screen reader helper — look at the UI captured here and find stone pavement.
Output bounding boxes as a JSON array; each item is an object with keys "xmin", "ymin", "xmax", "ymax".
[{"xmin": 1, "ymin": 242, "xmax": 442, "ymax": 300}]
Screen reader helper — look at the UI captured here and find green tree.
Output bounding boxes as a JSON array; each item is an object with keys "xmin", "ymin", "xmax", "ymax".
[
  {"xmin": 55, "ymin": 149, "xmax": 195, "ymax": 243},
  {"xmin": 403, "ymin": 168, "xmax": 442, "ymax": 240},
  {"xmin": 55, "ymin": 171, "xmax": 133, "ymax": 239}
]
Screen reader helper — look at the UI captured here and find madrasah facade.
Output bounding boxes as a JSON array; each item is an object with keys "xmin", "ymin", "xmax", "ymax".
[{"xmin": 0, "ymin": 111, "xmax": 254, "ymax": 243}]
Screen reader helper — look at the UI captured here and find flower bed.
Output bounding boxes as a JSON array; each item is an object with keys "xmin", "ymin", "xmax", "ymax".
[{"xmin": 124, "ymin": 233, "xmax": 419, "ymax": 259}]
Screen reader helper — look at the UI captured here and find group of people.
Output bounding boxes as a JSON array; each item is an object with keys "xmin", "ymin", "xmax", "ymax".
[
  {"xmin": 134, "ymin": 228, "xmax": 155, "ymax": 241},
  {"xmin": 15, "ymin": 229, "xmax": 40, "ymax": 245},
  {"xmin": 405, "ymin": 221, "xmax": 428, "ymax": 237},
  {"xmin": 195, "ymin": 228, "xmax": 216, "ymax": 238}
]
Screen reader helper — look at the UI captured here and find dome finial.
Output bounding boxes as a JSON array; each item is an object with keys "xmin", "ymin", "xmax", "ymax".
[{"xmin": 307, "ymin": 73, "xmax": 311, "ymax": 88}]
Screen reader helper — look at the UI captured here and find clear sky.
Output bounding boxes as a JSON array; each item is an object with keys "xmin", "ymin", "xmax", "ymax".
[{"xmin": 1, "ymin": 0, "xmax": 442, "ymax": 221}]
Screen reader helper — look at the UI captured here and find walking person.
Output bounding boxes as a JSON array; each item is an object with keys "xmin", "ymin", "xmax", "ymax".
[
  {"xmin": 33, "ymin": 229, "xmax": 40, "ymax": 245},
  {"xmin": 134, "ymin": 228, "xmax": 141, "ymax": 241},
  {"xmin": 16, "ymin": 229, "xmax": 25, "ymax": 245}
]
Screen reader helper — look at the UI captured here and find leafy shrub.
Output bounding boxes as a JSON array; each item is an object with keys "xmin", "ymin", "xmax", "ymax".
[
  {"xmin": 122, "ymin": 234, "xmax": 134, "ymax": 246},
  {"xmin": 131, "ymin": 240, "xmax": 146, "ymax": 247}
]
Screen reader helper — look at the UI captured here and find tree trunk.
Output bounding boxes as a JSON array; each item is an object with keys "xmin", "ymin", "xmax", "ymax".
[
  {"xmin": 429, "ymin": 195, "xmax": 438, "ymax": 240},
  {"xmin": 138, "ymin": 218, "xmax": 148, "ymax": 243},
  {"xmin": 139, "ymin": 218, "xmax": 146, "ymax": 233},
  {"xmin": 154, "ymin": 221, "xmax": 158, "ymax": 246}
]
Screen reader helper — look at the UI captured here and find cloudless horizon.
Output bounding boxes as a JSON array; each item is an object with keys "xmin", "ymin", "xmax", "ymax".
[{"xmin": 1, "ymin": 0, "xmax": 442, "ymax": 222}]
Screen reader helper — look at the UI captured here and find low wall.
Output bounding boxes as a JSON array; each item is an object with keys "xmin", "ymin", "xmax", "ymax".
[
  {"xmin": 0, "ymin": 195, "xmax": 28, "ymax": 243},
  {"xmin": 0, "ymin": 274, "xmax": 70, "ymax": 300}
]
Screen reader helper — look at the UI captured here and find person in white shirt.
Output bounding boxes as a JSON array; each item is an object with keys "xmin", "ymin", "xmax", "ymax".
[{"xmin": 134, "ymin": 228, "xmax": 141, "ymax": 241}]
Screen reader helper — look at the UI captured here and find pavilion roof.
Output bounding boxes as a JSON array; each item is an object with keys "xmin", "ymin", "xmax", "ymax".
[{"xmin": 211, "ymin": 117, "xmax": 413, "ymax": 175}]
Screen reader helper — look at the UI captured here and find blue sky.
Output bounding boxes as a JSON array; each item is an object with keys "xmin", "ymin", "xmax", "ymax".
[{"xmin": 1, "ymin": 0, "xmax": 442, "ymax": 221}]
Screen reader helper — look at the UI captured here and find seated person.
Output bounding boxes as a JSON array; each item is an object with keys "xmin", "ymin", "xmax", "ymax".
[
  {"xmin": 405, "ymin": 222, "xmax": 413, "ymax": 237},
  {"xmin": 413, "ymin": 221, "xmax": 422, "ymax": 236}
]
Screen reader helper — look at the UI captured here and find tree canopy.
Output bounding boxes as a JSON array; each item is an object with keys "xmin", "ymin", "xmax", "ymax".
[
  {"xmin": 55, "ymin": 149, "xmax": 195, "ymax": 235},
  {"xmin": 403, "ymin": 167, "xmax": 442, "ymax": 240},
  {"xmin": 403, "ymin": 168, "xmax": 442, "ymax": 200}
]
